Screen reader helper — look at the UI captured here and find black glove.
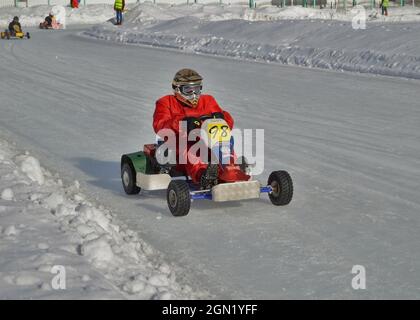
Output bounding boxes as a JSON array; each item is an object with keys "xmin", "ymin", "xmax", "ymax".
[
  {"xmin": 184, "ymin": 117, "xmax": 201, "ymax": 132},
  {"xmin": 211, "ymin": 112, "xmax": 225, "ymax": 119}
]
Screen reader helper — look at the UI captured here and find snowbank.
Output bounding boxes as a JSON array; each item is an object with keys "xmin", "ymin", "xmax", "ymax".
[
  {"xmin": 0, "ymin": 137, "xmax": 207, "ymax": 299},
  {"xmin": 81, "ymin": 3, "xmax": 420, "ymax": 80},
  {"xmin": 104, "ymin": 3, "xmax": 420, "ymax": 24},
  {"xmin": 0, "ymin": 4, "xmax": 120, "ymax": 27}
]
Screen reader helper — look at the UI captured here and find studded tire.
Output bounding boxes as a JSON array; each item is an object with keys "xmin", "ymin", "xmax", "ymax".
[
  {"xmin": 267, "ymin": 171, "xmax": 293, "ymax": 206},
  {"xmin": 167, "ymin": 180, "xmax": 191, "ymax": 217},
  {"xmin": 121, "ymin": 162, "xmax": 141, "ymax": 195}
]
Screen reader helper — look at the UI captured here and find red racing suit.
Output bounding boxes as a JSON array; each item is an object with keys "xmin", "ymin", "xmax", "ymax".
[{"xmin": 153, "ymin": 94, "xmax": 234, "ymax": 183}]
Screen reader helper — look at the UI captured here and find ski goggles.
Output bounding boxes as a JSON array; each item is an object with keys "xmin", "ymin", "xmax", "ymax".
[{"xmin": 179, "ymin": 84, "xmax": 202, "ymax": 96}]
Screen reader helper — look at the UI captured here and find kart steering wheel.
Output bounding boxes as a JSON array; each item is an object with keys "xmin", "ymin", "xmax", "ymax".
[{"xmin": 198, "ymin": 114, "xmax": 214, "ymax": 122}]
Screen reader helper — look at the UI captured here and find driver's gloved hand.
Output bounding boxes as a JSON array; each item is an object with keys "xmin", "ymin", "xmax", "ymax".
[
  {"xmin": 184, "ymin": 117, "xmax": 202, "ymax": 132},
  {"xmin": 211, "ymin": 112, "xmax": 224, "ymax": 119}
]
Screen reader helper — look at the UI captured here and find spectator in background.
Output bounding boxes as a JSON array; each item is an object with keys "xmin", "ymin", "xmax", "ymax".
[
  {"xmin": 380, "ymin": 0, "xmax": 389, "ymax": 16},
  {"xmin": 114, "ymin": 0, "xmax": 125, "ymax": 25},
  {"xmin": 71, "ymin": 0, "xmax": 79, "ymax": 8}
]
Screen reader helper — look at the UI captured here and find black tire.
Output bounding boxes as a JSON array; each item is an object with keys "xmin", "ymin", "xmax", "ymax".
[
  {"xmin": 167, "ymin": 180, "xmax": 191, "ymax": 217},
  {"xmin": 267, "ymin": 170, "xmax": 293, "ymax": 206},
  {"xmin": 6, "ymin": 32, "xmax": 10, "ymax": 40},
  {"xmin": 26, "ymin": 32, "xmax": 30, "ymax": 39},
  {"xmin": 121, "ymin": 162, "xmax": 141, "ymax": 195}
]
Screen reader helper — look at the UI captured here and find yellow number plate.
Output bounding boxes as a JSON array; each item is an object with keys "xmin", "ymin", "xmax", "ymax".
[{"xmin": 207, "ymin": 123, "xmax": 231, "ymax": 144}]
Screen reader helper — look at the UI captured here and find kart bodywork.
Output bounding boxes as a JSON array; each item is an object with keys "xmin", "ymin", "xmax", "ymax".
[{"xmin": 1, "ymin": 30, "xmax": 30, "ymax": 40}]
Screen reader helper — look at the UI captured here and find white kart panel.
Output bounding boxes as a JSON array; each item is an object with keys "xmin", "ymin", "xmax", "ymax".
[
  {"xmin": 136, "ymin": 172, "xmax": 171, "ymax": 191},
  {"xmin": 212, "ymin": 181, "xmax": 261, "ymax": 202}
]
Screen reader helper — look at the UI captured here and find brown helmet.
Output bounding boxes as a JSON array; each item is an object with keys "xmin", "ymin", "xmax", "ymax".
[{"xmin": 172, "ymin": 69, "xmax": 203, "ymax": 107}]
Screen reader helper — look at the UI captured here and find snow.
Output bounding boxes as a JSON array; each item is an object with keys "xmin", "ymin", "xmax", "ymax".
[
  {"xmin": 0, "ymin": 137, "xmax": 207, "ymax": 299},
  {"xmin": 13, "ymin": 274, "xmax": 42, "ymax": 286},
  {"xmin": 0, "ymin": 4, "xmax": 121, "ymax": 27},
  {"xmin": 37, "ymin": 243, "xmax": 50, "ymax": 250},
  {"xmin": 80, "ymin": 236, "xmax": 116, "ymax": 266},
  {"xmin": 2, "ymin": 4, "xmax": 420, "ymax": 79},
  {"xmin": 17, "ymin": 155, "xmax": 45, "ymax": 185},
  {"xmin": 3, "ymin": 225, "xmax": 18, "ymax": 236},
  {"xmin": 80, "ymin": 3, "xmax": 420, "ymax": 80},
  {"xmin": 1, "ymin": 188, "xmax": 14, "ymax": 200},
  {"xmin": 1, "ymin": 4, "xmax": 420, "ymax": 299},
  {"xmin": 42, "ymin": 192, "xmax": 64, "ymax": 208}
]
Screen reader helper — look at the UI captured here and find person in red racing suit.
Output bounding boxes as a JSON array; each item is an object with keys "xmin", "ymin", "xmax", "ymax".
[{"xmin": 153, "ymin": 69, "xmax": 248, "ymax": 188}]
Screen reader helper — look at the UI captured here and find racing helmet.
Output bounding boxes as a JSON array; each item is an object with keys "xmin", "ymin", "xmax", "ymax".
[
  {"xmin": 172, "ymin": 69, "xmax": 203, "ymax": 107},
  {"xmin": 13, "ymin": 16, "xmax": 19, "ymax": 22}
]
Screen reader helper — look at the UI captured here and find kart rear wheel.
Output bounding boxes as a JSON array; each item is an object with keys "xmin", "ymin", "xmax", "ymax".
[
  {"xmin": 6, "ymin": 32, "xmax": 10, "ymax": 40},
  {"xmin": 121, "ymin": 162, "xmax": 141, "ymax": 195},
  {"xmin": 26, "ymin": 32, "xmax": 30, "ymax": 39},
  {"xmin": 167, "ymin": 180, "xmax": 191, "ymax": 217},
  {"xmin": 267, "ymin": 171, "xmax": 293, "ymax": 206}
]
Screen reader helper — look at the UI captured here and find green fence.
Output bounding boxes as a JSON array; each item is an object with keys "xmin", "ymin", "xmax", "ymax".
[{"xmin": 271, "ymin": 0, "xmax": 419, "ymax": 8}]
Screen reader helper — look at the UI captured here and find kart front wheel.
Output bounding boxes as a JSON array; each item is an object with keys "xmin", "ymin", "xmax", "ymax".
[
  {"xmin": 26, "ymin": 32, "xmax": 30, "ymax": 39},
  {"xmin": 167, "ymin": 180, "xmax": 191, "ymax": 217},
  {"xmin": 121, "ymin": 162, "xmax": 141, "ymax": 195},
  {"xmin": 267, "ymin": 170, "xmax": 293, "ymax": 206}
]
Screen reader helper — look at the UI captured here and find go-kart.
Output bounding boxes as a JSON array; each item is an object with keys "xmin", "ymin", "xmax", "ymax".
[
  {"xmin": 39, "ymin": 20, "xmax": 62, "ymax": 30},
  {"xmin": 121, "ymin": 116, "xmax": 293, "ymax": 216},
  {"xmin": 1, "ymin": 30, "xmax": 30, "ymax": 40}
]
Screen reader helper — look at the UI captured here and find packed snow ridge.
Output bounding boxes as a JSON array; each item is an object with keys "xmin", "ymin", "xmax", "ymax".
[
  {"xmin": 0, "ymin": 4, "xmax": 123, "ymax": 27},
  {"xmin": 82, "ymin": 3, "xmax": 420, "ymax": 80},
  {"xmin": 0, "ymin": 137, "xmax": 207, "ymax": 299}
]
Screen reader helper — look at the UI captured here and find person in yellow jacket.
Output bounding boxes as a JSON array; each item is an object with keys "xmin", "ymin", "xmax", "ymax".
[
  {"xmin": 380, "ymin": 0, "xmax": 389, "ymax": 16},
  {"xmin": 114, "ymin": 0, "xmax": 125, "ymax": 25}
]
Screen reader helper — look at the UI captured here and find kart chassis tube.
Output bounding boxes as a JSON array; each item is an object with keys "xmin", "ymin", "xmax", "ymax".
[{"xmin": 190, "ymin": 185, "xmax": 273, "ymax": 200}]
